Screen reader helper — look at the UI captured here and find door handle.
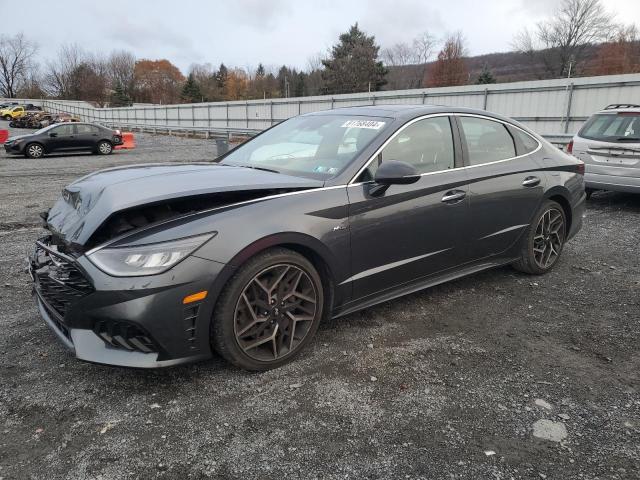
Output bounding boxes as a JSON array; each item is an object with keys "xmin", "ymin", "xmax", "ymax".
[
  {"xmin": 522, "ymin": 176, "xmax": 540, "ymax": 187},
  {"xmin": 441, "ymin": 190, "xmax": 466, "ymax": 203}
]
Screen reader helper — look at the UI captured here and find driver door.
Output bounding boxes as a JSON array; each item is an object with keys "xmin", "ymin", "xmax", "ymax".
[
  {"xmin": 346, "ymin": 116, "xmax": 471, "ymax": 301},
  {"xmin": 46, "ymin": 123, "xmax": 76, "ymax": 152}
]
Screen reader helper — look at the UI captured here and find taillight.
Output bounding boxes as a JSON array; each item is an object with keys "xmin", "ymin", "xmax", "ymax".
[
  {"xmin": 576, "ymin": 162, "xmax": 585, "ymax": 175},
  {"xmin": 567, "ymin": 140, "xmax": 574, "ymax": 154}
]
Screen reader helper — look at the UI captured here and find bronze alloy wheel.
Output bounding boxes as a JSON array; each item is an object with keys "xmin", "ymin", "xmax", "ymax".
[
  {"xmin": 233, "ymin": 263, "xmax": 318, "ymax": 362},
  {"xmin": 533, "ymin": 206, "xmax": 565, "ymax": 269}
]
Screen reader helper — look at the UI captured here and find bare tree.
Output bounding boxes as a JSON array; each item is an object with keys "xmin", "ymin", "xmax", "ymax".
[
  {"xmin": 44, "ymin": 44, "xmax": 110, "ymax": 104},
  {"xmin": 382, "ymin": 32, "xmax": 436, "ymax": 89},
  {"xmin": 107, "ymin": 50, "xmax": 136, "ymax": 96},
  {"xmin": 590, "ymin": 24, "xmax": 640, "ymax": 75},
  {"xmin": 0, "ymin": 33, "xmax": 38, "ymax": 98},
  {"xmin": 44, "ymin": 44, "xmax": 83, "ymax": 98},
  {"xmin": 513, "ymin": 0, "xmax": 615, "ymax": 77}
]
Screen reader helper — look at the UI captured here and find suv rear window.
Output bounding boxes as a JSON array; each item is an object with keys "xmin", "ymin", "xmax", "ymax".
[{"xmin": 579, "ymin": 113, "xmax": 640, "ymax": 142}]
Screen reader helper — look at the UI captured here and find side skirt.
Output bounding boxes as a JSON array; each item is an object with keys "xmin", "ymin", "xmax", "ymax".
[{"xmin": 331, "ymin": 256, "xmax": 518, "ymax": 319}]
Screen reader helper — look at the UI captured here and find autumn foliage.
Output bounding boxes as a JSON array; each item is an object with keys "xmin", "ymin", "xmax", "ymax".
[
  {"xmin": 426, "ymin": 33, "xmax": 469, "ymax": 87},
  {"xmin": 133, "ymin": 59, "xmax": 185, "ymax": 104}
]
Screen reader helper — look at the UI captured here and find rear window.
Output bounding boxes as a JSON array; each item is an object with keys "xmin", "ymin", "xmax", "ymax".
[
  {"xmin": 579, "ymin": 113, "xmax": 640, "ymax": 142},
  {"xmin": 512, "ymin": 128, "xmax": 540, "ymax": 154},
  {"xmin": 459, "ymin": 116, "xmax": 516, "ymax": 165}
]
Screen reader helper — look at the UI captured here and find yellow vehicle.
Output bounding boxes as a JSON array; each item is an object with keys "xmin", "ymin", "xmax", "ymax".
[{"xmin": 1, "ymin": 106, "xmax": 25, "ymax": 120}]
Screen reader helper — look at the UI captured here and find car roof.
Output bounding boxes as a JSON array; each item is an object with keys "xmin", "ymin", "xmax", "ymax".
[
  {"xmin": 304, "ymin": 104, "xmax": 527, "ymax": 128},
  {"xmin": 595, "ymin": 107, "xmax": 640, "ymax": 114}
]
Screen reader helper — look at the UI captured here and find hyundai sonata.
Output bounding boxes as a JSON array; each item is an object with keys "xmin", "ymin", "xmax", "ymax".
[{"xmin": 29, "ymin": 105, "xmax": 585, "ymax": 370}]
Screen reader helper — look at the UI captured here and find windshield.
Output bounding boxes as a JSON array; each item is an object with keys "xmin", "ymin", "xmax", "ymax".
[
  {"xmin": 220, "ymin": 115, "xmax": 389, "ymax": 179},
  {"xmin": 579, "ymin": 113, "xmax": 640, "ymax": 142}
]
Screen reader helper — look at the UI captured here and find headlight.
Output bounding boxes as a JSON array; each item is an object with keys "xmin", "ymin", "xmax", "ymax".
[{"xmin": 87, "ymin": 234, "xmax": 215, "ymax": 277}]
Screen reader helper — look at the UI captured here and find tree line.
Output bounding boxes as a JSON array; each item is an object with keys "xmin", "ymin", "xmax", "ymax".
[{"xmin": 0, "ymin": 0, "xmax": 638, "ymax": 106}]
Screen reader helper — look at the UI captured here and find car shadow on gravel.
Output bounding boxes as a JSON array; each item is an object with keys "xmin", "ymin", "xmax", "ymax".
[{"xmin": 588, "ymin": 190, "xmax": 640, "ymax": 212}]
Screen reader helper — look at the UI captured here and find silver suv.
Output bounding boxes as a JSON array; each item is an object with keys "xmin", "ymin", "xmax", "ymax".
[{"xmin": 569, "ymin": 104, "xmax": 640, "ymax": 197}]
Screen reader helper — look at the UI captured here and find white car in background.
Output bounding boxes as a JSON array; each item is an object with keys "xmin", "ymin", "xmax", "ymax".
[{"xmin": 568, "ymin": 104, "xmax": 640, "ymax": 198}]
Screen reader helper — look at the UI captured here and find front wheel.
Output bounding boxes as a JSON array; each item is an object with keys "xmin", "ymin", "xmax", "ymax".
[
  {"xmin": 25, "ymin": 143, "xmax": 44, "ymax": 159},
  {"xmin": 512, "ymin": 200, "xmax": 567, "ymax": 275},
  {"xmin": 211, "ymin": 248, "xmax": 324, "ymax": 371},
  {"xmin": 97, "ymin": 140, "xmax": 113, "ymax": 155},
  {"xmin": 4, "ymin": 115, "xmax": 11, "ymax": 121}
]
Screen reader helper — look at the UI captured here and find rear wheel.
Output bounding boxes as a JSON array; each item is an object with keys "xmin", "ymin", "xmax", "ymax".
[
  {"xmin": 3, "ymin": 115, "xmax": 11, "ymax": 121},
  {"xmin": 512, "ymin": 200, "xmax": 567, "ymax": 275},
  {"xmin": 97, "ymin": 140, "xmax": 113, "ymax": 155},
  {"xmin": 211, "ymin": 248, "xmax": 324, "ymax": 371},
  {"xmin": 25, "ymin": 143, "xmax": 44, "ymax": 159}
]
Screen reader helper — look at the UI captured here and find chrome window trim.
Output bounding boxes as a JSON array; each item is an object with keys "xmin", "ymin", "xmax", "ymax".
[{"xmin": 348, "ymin": 112, "xmax": 542, "ymax": 186}]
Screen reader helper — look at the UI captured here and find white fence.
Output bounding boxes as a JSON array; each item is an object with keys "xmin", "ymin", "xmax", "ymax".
[{"xmin": 5, "ymin": 73, "xmax": 640, "ymax": 137}]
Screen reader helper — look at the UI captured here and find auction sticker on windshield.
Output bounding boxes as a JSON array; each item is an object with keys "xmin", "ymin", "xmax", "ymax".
[{"xmin": 341, "ymin": 120, "xmax": 386, "ymax": 129}]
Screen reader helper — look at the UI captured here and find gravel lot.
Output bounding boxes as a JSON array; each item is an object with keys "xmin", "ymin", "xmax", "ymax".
[{"xmin": 0, "ymin": 124, "xmax": 638, "ymax": 480}]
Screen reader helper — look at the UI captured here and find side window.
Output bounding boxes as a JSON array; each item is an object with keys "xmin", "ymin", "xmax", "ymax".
[
  {"xmin": 359, "ymin": 116, "xmax": 455, "ymax": 181},
  {"xmin": 511, "ymin": 128, "xmax": 540, "ymax": 154},
  {"xmin": 76, "ymin": 124, "xmax": 95, "ymax": 134},
  {"xmin": 52, "ymin": 124, "xmax": 74, "ymax": 136},
  {"xmin": 460, "ymin": 117, "xmax": 516, "ymax": 165}
]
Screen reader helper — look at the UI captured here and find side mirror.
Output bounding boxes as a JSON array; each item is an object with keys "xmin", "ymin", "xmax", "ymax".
[
  {"xmin": 49, "ymin": 132, "xmax": 58, "ymax": 137},
  {"xmin": 373, "ymin": 160, "xmax": 421, "ymax": 185}
]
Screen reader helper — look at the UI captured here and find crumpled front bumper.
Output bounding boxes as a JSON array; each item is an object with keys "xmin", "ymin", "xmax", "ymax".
[{"xmin": 29, "ymin": 237, "xmax": 228, "ymax": 368}]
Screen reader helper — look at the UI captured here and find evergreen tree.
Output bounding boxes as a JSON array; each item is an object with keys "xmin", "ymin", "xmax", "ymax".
[
  {"xmin": 255, "ymin": 63, "xmax": 266, "ymax": 78},
  {"xmin": 181, "ymin": 73, "xmax": 203, "ymax": 102},
  {"xmin": 321, "ymin": 23, "xmax": 387, "ymax": 94},
  {"xmin": 294, "ymin": 72, "xmax": 306, "ymax": 97},
  {"xmin": 476, "ymin": 64, "xmax": 496, "ymax": 84},
  {"xmin": 216, "ymin": 63, "xmax": 228, "ymax": 89},
  {"xmin": 110, "ymin": 82, "xmax": 131, "ymax": 107}
]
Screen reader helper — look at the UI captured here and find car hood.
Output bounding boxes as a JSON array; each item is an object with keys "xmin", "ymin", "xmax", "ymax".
[
  {"xmin": 6, "ymin": 134, "xmax": 34, "ymax": 142},
  {"xmin": 46, "ymin": 163, "xmax": 323, "ymax": 247}
]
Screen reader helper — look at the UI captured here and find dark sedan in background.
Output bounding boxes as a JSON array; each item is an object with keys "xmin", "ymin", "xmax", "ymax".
[
  {"xmin": 4, "ymin": 122, "xmax": 122, "ymax": 158},
  {"xmin": 29, "ymin": 105, "xmax": 585, "ymax": 370}
]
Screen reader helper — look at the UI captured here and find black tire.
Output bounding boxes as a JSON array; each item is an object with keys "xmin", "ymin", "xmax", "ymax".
[
  {"xmin": 97, "ymin": 140, "xmax": 113, "ymax": 155},
  {"xmin": 9, "ymin": 121, "xmax": 15, "ymax": 127},
  {"xmin": 24, "ymin": 143, "xmax": 44, "ymax": 159},
  {"xmin": 4, "ymin": 115, "xmax": 11, "ymax": 121},
  {"xmin": 512, "ymin": 200, "xmax": 567, "ymax": 275},
  {"xmin": 211, "ymin": 248, "xmax": 324, "ymax": 371}
]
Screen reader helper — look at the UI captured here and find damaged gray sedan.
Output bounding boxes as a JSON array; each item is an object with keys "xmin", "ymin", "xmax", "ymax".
[{"xmin": 29, "ymin": 105, "xmax": 585, "ymax": 370}]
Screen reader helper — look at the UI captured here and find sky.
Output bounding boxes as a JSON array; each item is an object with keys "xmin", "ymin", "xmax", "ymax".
[{"xmin": 2, "ymin": 0, "xmax": 639, "ymax": 73}]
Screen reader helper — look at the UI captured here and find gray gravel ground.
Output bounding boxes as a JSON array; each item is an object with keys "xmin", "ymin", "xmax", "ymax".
[{"xmin": 0, "ymin": 124, "xmax": 638, "ymax": 479}]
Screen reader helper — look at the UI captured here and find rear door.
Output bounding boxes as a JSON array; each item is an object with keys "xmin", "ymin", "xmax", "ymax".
[
  {"xmin": 347, "ymin": 115, "xmax": 471, "ymax": 301},
  {"xmin": 74, "ymin": 124, "xmax": 100, "ymax": 149},
  {"xmin": 455, "ymin": 115, "xmax": 545, "ymax": 260}
]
